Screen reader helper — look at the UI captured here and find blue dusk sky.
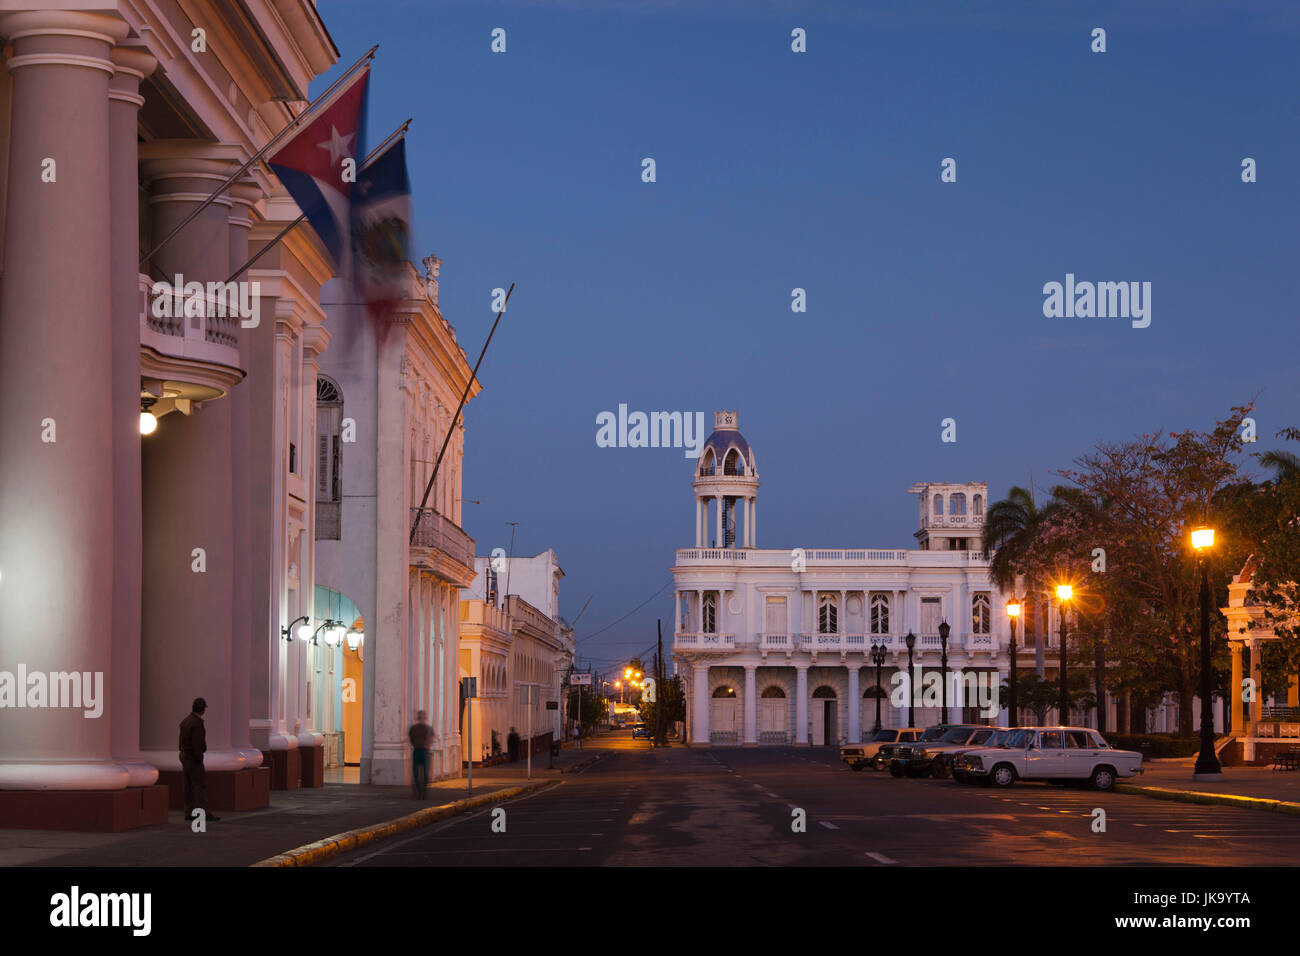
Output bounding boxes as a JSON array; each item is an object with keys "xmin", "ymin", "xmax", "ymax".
[{"xmin": 316, "ymin": 0, "xmax": 1298, "ymax": 673}]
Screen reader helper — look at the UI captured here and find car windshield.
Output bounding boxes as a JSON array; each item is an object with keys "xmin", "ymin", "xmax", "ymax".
[
  {"xmin": 920, "ymin": 727, "xmax": 948, "ymax": 741},
  {"xmin": 982, "ymin": 731, "xmax": 1008, "ymax": 747},
  {"xmin": 1004, "ymin": 729, "xmax": 1035, "ymax": 748},
  {"xmin": 940, "ymin": 727, "xmax": 974, "ymax": 742},
  {"xmin": 871, "ymin": 730, "xmax": 897, "ymax": 742}
]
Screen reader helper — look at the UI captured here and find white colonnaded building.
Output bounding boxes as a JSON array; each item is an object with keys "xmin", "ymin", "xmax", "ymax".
[{"xmin": 672, "ymin": 411, "xmax": 1014, "ymax": 748}]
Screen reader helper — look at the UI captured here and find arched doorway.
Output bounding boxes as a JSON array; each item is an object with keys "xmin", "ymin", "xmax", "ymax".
[
  {"xmin": 812, "ymin": 685, "xmax": 837, "ymax": 746},
  {"xmin": 759, "ymin": 685, "xmax": 788, "ymax": 744},
  {"xmin": 315, "ymin": 585, "xmax": 365, "ymax": 783},
  {"xmin": 710, "ymin": 685, "xmax": 739, "ymax": 745},
  {"xmin": 862, "ymin": 684, "xmax": 889, "ymax": 737}
]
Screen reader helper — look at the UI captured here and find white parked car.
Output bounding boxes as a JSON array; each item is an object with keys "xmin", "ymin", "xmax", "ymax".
[
  {"xmin": 961, "ymin": 726, "xmax": 1143, "ymax": 791},
  {"xmin": 840, "ymin": 728, "xmax": 923, "ymax": 771}
]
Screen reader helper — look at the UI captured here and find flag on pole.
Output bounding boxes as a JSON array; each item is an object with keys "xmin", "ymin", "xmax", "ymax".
[
  {"xmin": 351, "ymin": 134, "xmax": 412, "ymax": 324},
  {"xmin": 267, "ymin": 65, "xmax": 371, "ymax": 267}
]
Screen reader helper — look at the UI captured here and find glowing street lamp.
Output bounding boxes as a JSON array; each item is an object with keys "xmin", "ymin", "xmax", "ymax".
[
  {"xmin": 1056, "ymin": 584, "xmax": 1072, "ymax": 724},
  {"xmin": 1006, "ymin": 599, "xmax": 1021, "ymax": 726},
  {"xmin": 1192, "ymin": 526, "xmax": 1222, "ymax": 777}
]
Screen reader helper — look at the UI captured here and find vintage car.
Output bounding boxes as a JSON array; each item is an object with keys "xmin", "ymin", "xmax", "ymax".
[
  {"xmin": 840, "ymin": 728, "xmax": 923, "ymax": 771},
  {"xmin": 873, "ymin": 725, "xmax": 954, "ymax": 771},
  {"xmin": 949, "ymin": 728, "xmax": 1016, "ymax": 782},
  {"xmin": 960, "ymin": 726, "xmax": 1144, "ymax": 791},
  {"xmin": 888, "ymin": 725, "xmax": 1004, "ymax": 778}
]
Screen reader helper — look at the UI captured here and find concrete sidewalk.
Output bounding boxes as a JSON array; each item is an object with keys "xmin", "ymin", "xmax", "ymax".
[
  {"xmin": 1117, "ymin": 760, "xmax": 1300, "ymax": 816},
  {"xmin": 0, "ymin": 741, "xmax": 607, "ymax": 867}
]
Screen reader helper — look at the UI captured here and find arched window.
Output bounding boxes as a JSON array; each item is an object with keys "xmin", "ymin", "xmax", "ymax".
[
  {"xmin": 712, "ymin": 685, "xmax": 737, "ymax": 698},
  {"xmin": 972, "ymin": 592, "xmax": 991, "ymax": 634},
  {"xmin": 702, "ymin": 593, "xmax": 717, "ymax": 634},
  {"xmin": 761, "ymin": 686, "xmax": 786, "ymax": 698},
  {"xmin": 973, "ymin": 494, "xmax": 983, "ymax": 516},
  {"xmin": 949, "ymin": 493, "xmax": 967, "ymax": 515},
  {"xmin": 933, "ymin": 494, "xmax": 943, "ymax": 515},
  {"xmin": 818, "ymin": 593, "xmax": 838, "ymax": 634},
  {"xmin": 812, "ymin": 685, "xmax": 837, "ymax": 698},
  {"xmin": 723, "ymin": 448, "xmax": 743, "ymax": 476},
  {"xmin": 870, "ymin": 593, "xmax": 890, "ymax": 635},
  {"xmin": 699, "ymin": 451, "xmax": 716, "ymax": 477},
  {"xmin": 315, "ymin": 377, "xmax": 343, "ymax": 540}
]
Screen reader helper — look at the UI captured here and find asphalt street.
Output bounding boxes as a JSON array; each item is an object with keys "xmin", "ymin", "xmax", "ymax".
[{"xmin": 325, "ymin": 734, "xmax": 1300, "ymax": 866}]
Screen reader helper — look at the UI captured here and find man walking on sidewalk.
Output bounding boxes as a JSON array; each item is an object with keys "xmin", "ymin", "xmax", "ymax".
[
  {"xmin": 179, "ymin": 697, "xmax": 219, "ymax": 822},
  {"xmin": 409, "ymin": 710, "xmax": 433, "ymax": 799}
]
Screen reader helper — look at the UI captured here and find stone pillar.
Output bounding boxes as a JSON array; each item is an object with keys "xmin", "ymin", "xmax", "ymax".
[
  {"xmin": 847, "ymin": 664, "xmax": 860, "ymax": 744},
  {"xmin": 795, "ymin": 665, "xmax": 809, "ymax": 745},
  {"xmin": 1230, "ymin": 642, "xmax": 1244, "ymax": 736},
  {"xmin": 751, "ymin": 498, "xmax": 757, "ymax": 546},
  {"xmin": 1290, "ymin": 674, "xmax": 1299, "ymax": 709},
  {"xmin": 743, "ymin": 665, "xmax": 757, "ymax": 746},
  {"xmin": 692, "ymin": 664, "xmax": 709, "ymax": 745},
  {"xmin": 137, "ymin": 144, "xmax": 243, "ymax": 775},
  {"xmin": 0, "ymin": 9, "xmax": 131, "ymax": 795},
  {"xmin": 108, "ymin": 41, "xmax": 158, "ymax": 789},
  {"xmin": 674, "ymin": 591, "xmax": 681, "ymax": 633},
  {"xmin": 226, "ymin": 180, "xmax": 264, "ymax": 772},
  {"xmin": 1249, "ymin": 639, "xmax": 1263, "ymax": 730}
]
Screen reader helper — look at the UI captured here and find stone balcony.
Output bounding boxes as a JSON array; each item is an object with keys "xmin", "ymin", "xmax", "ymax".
[
  {"xmin": 409, "ymin": 507, "xmax": 476, "ymax": 586},
  {"xmin": 673, "ymin": 548, "xmax": 987, "ymax": 568},
  {"xmin": 673, "ymin": 631, "xmax": 999, "ymax": 660},
  {"xmin": 139, "ymin": 273, "xmax": 245, "ymax": 401}
]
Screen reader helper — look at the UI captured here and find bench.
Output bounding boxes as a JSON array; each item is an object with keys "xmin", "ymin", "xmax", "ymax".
[{"xmin": 1271, "ymin": 749, "xmax": 1300, "ymax": 771}]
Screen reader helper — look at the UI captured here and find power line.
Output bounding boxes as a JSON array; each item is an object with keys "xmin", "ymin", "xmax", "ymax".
[{"xmin": 575, "ymin": 580, "xmax": 671, "ymax": 645}]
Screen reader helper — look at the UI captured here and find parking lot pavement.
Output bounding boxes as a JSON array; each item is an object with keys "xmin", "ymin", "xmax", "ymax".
[{"xmin": 323, "ymin": 744, "xmax": 1300, "ymax": 867}]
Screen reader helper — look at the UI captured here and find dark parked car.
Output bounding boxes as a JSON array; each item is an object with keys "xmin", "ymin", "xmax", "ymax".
[{"xmin": 631, "ymin": 724, "xmax": 651, "ymax": 739}]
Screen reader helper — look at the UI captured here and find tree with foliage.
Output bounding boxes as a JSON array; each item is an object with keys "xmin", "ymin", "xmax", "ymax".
[
  {"xmin": 983, "ymin": 485, "xmax": 1059, "ymax": 676},
  {"xmin": 567, "ymin": 685, "xmax": 607, "ymax": 738},
  {"xmin": 639, "ymin": 674, "xmax": 686, "ymax": 733}
]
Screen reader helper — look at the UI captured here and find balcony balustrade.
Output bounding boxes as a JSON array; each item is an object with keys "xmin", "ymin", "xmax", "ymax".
[{"xmin": 409, "ymin": 507, "xmax": 475, "ymax": 570}]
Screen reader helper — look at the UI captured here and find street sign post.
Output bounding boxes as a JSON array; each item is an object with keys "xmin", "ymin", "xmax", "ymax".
[{"xmin": 461, "ymin": 677, "xmax": 477, "ymax": 793}]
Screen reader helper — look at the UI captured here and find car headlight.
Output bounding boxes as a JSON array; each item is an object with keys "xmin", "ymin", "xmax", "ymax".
[
  {"xmin": 967, "ymin": 756, "xmax": 982, "ymax": 770},
  {"xmin": 911, "ymin": 748, "xmax": 926, "ymax": 759}
]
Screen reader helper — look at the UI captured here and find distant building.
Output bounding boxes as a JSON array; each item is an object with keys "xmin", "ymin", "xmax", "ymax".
[{"xmin": 461, "ymin": 551, "xmax": 575, "ymax": 760}]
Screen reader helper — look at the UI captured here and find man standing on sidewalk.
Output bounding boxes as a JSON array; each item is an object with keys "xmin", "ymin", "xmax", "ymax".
[
  {"xmin": 179, "ymin": 697, "xmax": 219, "ymax": 822},
  {"xmin": 409, "ymin": 710, "xmax": 433, "ymax": 799}
]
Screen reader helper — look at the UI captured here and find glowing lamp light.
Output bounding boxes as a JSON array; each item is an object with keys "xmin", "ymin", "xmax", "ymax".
[
  {"xmin": 346, "ymin": 629, "xmax": 364, "ymax": 651},
  {"xmin": 296, "ymin": 622, "xmax": 312, "ymax": 641},
  {"xmin": 1056, "ymin": 584, "xmax": 1073, "ymax": 602},
  {"xmin": 1006, "ymin": 600, "xmax": 1021, "ymax": 618},
  {"xmin": 1192, "ymin": 527, "xmax": 1215, "ymax": 551},
  {"xmin": 139, "ymin": 411, "xmax": 158, "ymax": 435}
]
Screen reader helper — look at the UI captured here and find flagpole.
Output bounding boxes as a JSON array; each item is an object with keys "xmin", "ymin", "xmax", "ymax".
[
  {"xmin": 220, "ymin": 118, "xmax": 412, "ymax": 287},
  {"xmin": 139, "ymin": 44, "xmax": 378, "ymax": 271},
  {"xmin": 410, "ymin": 283, "xmax": 514, "ymax": 545}
]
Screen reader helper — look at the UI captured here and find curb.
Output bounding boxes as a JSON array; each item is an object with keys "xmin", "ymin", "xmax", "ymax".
[
  {"xmin": 1114, "ymin": 782, "xmax": 1300, "ymax": 817},
  {"xmin": 250, "ymin": 780, "xmax": 548, "ymax": 867},
  {"xmin": 559, "ymin": 753, "xmax": 602, "ymax": 774}
]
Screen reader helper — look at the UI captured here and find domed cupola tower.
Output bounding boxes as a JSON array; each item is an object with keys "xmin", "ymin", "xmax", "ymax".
[{"xmin": 693, "ymin": 410, "xmax": 760, "ymax": 549}]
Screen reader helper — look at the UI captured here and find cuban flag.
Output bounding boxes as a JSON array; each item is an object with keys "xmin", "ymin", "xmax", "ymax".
[
  {"xmin": 351, "ymin": 135, "xmax": 412, "ymax": 324},
  {"xmin": 267, "ymin": 65, "xmax": 371, "ymax": 268}
]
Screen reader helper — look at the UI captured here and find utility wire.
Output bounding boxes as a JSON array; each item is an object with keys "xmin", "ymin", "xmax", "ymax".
[{"xmin": 575, "ymin": 580, "xmax": 671, "ymax": 645}]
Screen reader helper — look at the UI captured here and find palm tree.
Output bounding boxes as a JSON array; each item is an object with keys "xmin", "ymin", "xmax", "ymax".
[
  {"xmin": 983, "ymin": 485, "xmax": 1056, "ymax": 683},
  {"xmin": 1258, "ymin": 426, "xmax": 1300, "ymax": 481}
]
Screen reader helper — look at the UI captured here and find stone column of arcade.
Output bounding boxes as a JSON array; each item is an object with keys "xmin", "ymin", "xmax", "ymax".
[
  {"xmin": 0, "ymin": 10, "xmax": 133, "ymax": 829},
  {"xmin": 107, "ymin": 41, "xmax": 164, "ymax": 802},
  {"xmin": 847, "ymin": 665, "xmax": 860, "ymax": 745},
  {"xmin": 795, "ymin": 665, "xmax": 809, "ymax": 745},
  {"xmin": 692, "ymin": 664, "xmax": 710, "ymax": 745},
  {"xmin": 1229, "ymin": 642, "xmax": 1244, "ymax": 737},
  {"xmin": 742, "ymin": 665, "xmax": 756, "ymax": 746},
  {"xmin": 136, "ymin": 144, "xmax": 250, "ymax": 809},
  {"xmin": 226, "ymin": 180, "xmax": 267, "ymax": 777}
]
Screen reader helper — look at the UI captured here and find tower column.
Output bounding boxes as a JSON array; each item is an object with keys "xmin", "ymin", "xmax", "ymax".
[
  {"xmin": 743, "ymin": 665, "xmax": 757, "ymax": 746},
  {"xmin": 137, "ymin": 144, "xmax": 243, "ymax": 775},
  {"xmin": 1230, "ymin": 641, "xmax": 1243, "ymax": 736},
  {"xmin": 714, "ymin": 494, "xmax": 722, "ymax": 548},
  {"xmin": 692, "ymin": 664, "xmax": 710, "ymax": 745},
  {"xmin": 0, "ymin": 9, "xmax": 131, "ymax": 794},
  {"xmin": 108, "ymin": 40, "xmax": 159, "ymax": 789},
  {"xmin": 847, "ymin": 664, "xmax": 860, "ymax": 744},
  {"xmin": 795, "ymin": 665, "xmax": 809, "ymax": 745}
]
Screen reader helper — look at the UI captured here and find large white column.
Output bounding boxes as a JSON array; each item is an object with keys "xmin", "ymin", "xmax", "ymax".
[
  {"xmin": 108, "ymin": 41, "xmax": 159, "ymax": 789},
  {"xmin": 138, "ymin": 144, "xmax": 243, "ymax": 773},
  {"xmin": 0, "ymin": 10, "xmax": 131, "ymax": 792},
  {"xmin": 847, "ymin": 664, "xmax": 860, "ymax": 744},
  {"xmin": 743, "ymin": 665, "xmax": 757, "ymax": 745},
  {"xmin": 795, "ymin": 666, "xmax": 809, "ymax": 745},
  {"xmin": 692, "ymin": 664, "xmax": 710, "ymax": 745},
  {"xmin": 227, "ymin": 180, "xmax": 264, "ymax": 771},
  {"xmin": 1230, "ymin": 641, "xmax": 1244, "ymax": 736}
]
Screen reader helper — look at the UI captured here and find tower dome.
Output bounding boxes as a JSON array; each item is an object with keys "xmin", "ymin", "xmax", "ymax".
[{"xmin": 692, "ymin": 411, "xmax": 759, "ymax": 549}]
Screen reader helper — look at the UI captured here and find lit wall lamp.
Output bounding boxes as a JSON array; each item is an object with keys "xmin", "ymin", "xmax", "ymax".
[
  {"xmin": 345, "ymin": 628, "xmax": 364, "ymax": 652},
  {"xmin": 281, "ymin": 615, "xmax": 312, "ymax": 642},
  {"xmin": 140, "ymin": 397, "xmax": 158, "ymax": 436}
]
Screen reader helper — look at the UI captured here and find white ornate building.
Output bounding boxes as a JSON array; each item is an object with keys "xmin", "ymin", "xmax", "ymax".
[{"xmin": 672, "ymin": 411, "xmax": 1013, "ymax": 747}]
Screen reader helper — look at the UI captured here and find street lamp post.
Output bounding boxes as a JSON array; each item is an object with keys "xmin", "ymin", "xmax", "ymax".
[
  {"xmin": 1056, "ymin": 584, "xmax": 1072, "ymax": 725},
  {"xmin": 1006, "ymin": 599, "xmax": 1021, "ymax": 727},
  {"xmin": 871, "ymin": 643, "xmax": 887, "ymax": 732},
  {"xmin": 1192, "ymin": 527, "xmax": 1222, "ymax": 778},
  {"xmin": 905, "ymin": 631, "xmax": 916, "ymax": 728},
  {"xmin": 938, "ymin": 620, "xmax": 951, "ymax": 724}
]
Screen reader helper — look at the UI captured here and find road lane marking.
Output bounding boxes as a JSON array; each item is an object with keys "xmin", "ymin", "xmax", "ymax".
[
  {"xmin": 766, "ymin": 792, "xmax": 779, "ymax": 798},
  {"xmin": 819, "ymin": 821, "xmax": 839, "ymax": 830},
  {"xmin": 865, "ymin": 852, "xmax": 897, "ymax": 864}
]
